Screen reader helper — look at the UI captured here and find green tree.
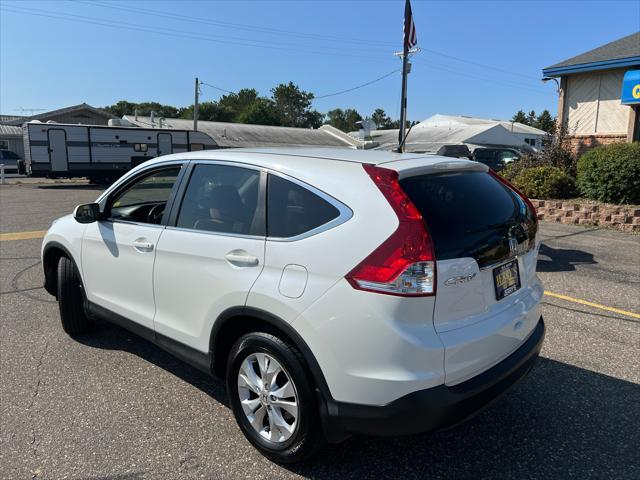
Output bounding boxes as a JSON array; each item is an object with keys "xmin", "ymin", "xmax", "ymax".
[
  {"xmin": 271, "ymin": 82, "xmax": 321, "ymax": 128},
  {"xmin": 101, "ymin": 101, "xmax": 179, "ymax": 118},
  {"xmin": 218, "ymin": 88, "xmax": 260, "ymax": 121},
  {"xmin": 512, "ymin": 110, "xmax": 528, "ymax": 125},
  {"xmin": 178, "ymin": 102, "xmax": 234, "ymax": 122},
  {"xmin": 534, "ymin": 110, "xmax": 556, "ymax": 134},
  {"xmin": 325, "ymin": 108, "xmax": 363, "ymax": 132},
  {"xmin": 371, "ymin": 108, "xmax": 393, "ymax": 129},
  {"xmin": 526, "ymin": 110, "xmax": 537, "ymax": 126},
  {"xmin": 236, "ymin": 98, "xmax": 281, "ymax": 125}
]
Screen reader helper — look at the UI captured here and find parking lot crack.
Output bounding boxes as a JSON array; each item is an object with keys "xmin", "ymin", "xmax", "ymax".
[{"xmin": 27, "ymin": 339, "xmax": 49, "ymax": 465}]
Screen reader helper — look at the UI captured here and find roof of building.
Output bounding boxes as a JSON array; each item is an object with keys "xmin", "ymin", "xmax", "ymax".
[
  {"xmin": 0, "ymin": 115, "xmax": 28, "ymax": 124},
  {"xmin": 1, "ymin": 103, "xmax": 117, "ymax": 126},
  {"xmin": 0, "ymin": 124, "xmax": 23, "ymax": 136},
  {"xmin": 543, "ymin": 32, "xmax": 640, "ymax": 77},
  {"xmin": 415, "ymin": 114, "xmax": 547, "ymax": 136},
  {"xmin": 124, "ymin": 116, "xmax": 362, "ymax": 149}
]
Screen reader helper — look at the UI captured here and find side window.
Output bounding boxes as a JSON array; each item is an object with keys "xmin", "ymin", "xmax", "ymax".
[
  {"xmin": 176, "ymin": 164, "xmax": 262, "ymax": 235},
  {"xmin": 190, "ymin": 143, "xmax": 205, "ymax": 151},
  {"xmin": 134, "ymin": 143, "xmax": 148, "ymax": 152},
  {"xmin": 109, "ymin": 167, "xmax": 181, "ymax": 224},
  {"xmin": 267, "ymin": 174, "xmax": 340, "ymax": 238}
]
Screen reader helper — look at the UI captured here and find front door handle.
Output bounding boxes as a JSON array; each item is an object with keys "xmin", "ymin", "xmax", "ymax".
[
  {"xmin": 133, "ymin": 238, "xmax": 154, "ymax": 252},
  {"xmin": 225, "ymin": 250, "xmax": 259, "ymax": 267}
]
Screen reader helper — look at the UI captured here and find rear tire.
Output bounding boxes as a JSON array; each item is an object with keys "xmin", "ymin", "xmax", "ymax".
[
  {"xmin": 226, "ymin": 332, "xmax": 324, "ymax": 463},
  {"xmin": 57, "ymin": 256, "xmax": 92, "ymax": 336}
]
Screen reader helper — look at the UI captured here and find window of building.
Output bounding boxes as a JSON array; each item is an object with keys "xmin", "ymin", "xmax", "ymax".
[
  {"xmin": 176, "ymin": 164, "xmax": 261, "ymax": 235},
  {"xmin": 267, "ymin": 174, "xmax": 340, "ymax": 238}
]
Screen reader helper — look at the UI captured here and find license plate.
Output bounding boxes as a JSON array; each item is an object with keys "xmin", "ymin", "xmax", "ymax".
[{"xmin": 493, "ymin": 259, "xmax": 521, "ymax": 301}]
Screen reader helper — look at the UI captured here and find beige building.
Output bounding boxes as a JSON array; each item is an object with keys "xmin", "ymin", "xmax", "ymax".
[{"xmin": 543, "ymin": 32, "xmax": 640, "ymax": 155}]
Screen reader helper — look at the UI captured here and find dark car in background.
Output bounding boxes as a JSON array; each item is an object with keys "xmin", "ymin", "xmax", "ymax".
[
  {"xmin": 473, "ymin": 147, "xmax": 521, "ymax": 171},
  {"xmin": 436, "ymin": 144, "xmax": 473, "ymax": 159},
  {"xmin": 0, "ymin": 150, "xmax": 21, "ymax": 173}
]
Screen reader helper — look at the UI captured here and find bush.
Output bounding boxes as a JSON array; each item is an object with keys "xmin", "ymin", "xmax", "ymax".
[
  {"xmin": 511, "ymin": 166, "xmax": 576, "ymax": 199},
  {"xmin": 577, "ymin": 143, "xmax": 640, "ymax": 204}
]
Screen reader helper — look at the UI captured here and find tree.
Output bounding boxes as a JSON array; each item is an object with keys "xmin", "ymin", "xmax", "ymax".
[
  {"xmin": 527, "ymin": 110, "xmax": 537, "ymax": 126},
  {"xmin": 512, "ymin": 110, "xmax": 528, "ymax": 125},
  {"xmin": 371, "ymin": 108, "xmax": 393, "ymax": 129},
  {"xmin": 325, "ymin": 108, "xmax": 363, "ymax": 132},
  {"xmin": 179, "ymin": 102, "xmax": 234, "ymax": 122},
  {"xmin": 101, "ymin": 100, "xmax": 179, "ymax": 118},
  {"xmin": 534, "ymin": 110, "xmax": 556, "ymax": 134},
  {"xmin": 218, "ymin": 88, "xmax": 260, "ymax": 122},
  {"xmin": 271, "ymin": 82, "xmax": 321, "ymax": 128},
  {"xmin": 236, "ymin": 98, "xmax": 281, "ymax": 125}
]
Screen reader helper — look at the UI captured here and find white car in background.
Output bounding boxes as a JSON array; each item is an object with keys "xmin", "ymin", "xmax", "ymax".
[{"xmin": 41, "ymin": 148, "xmax": 545, "ymax": 463}]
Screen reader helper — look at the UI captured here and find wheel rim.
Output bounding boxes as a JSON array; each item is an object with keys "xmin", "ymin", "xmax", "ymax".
[{"xmin": 237, "ymin": 352, "xmax": 299, "ymax": 443}]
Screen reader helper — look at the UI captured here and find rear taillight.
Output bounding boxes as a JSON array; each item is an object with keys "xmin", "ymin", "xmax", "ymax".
[
  {"xmin": 345, "ymin": 164, "xmax": 436, "ymax": 297},
  {"xmin": 489, "ymin": 169, "xmax": 537, "ymax": 220}
]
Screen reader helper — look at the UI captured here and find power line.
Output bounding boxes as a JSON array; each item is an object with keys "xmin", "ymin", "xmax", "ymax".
[
  {"xmin": 0, "ymin": 5, "xmax": 391, "ymax": 61},
  {"xmin": 199, "ymin": 82, "xmax": 236, "ymax": 95},
  {"xmin": 79, "ymin": 0, "xmax": 398, "ymax": 49},
  {"xmin": 314, "ymin": 69, "xmax": 401, "ymax": 99}
]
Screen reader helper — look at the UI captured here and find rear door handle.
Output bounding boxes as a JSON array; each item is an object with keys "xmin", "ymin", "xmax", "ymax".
[
  {"xmin": 133, "ymin": 238, "xmax": 154, "ymax": 252},
  {"xmin": 225, "ymin": 251, "xmax": 259, "ymax": 267}
]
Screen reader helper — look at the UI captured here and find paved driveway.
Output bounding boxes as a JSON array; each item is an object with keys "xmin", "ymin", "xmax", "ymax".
[{"xmin": 1, "ymin": 182, "xmax": 639, "ymax": 479}]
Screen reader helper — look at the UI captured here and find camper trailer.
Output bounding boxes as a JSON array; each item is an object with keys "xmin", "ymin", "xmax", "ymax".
[{"xmin": 21, "ymin": 121, "xmax": 218, "ymax": 183}]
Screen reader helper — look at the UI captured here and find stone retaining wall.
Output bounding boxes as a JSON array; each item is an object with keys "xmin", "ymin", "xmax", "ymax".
[{"xmin": 531, "ymin": 199, "xmax": 640, "ymax": 233}]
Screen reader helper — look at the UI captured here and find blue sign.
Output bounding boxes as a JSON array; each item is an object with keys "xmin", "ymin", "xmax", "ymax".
[{"xmin": 621, "ymin": 69, "xmax": 640, "ymax": 105}]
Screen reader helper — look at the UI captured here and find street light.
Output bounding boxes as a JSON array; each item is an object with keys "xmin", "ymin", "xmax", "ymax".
[{"xmin": 542, "ymin": 77, "xmax": 560, "ymax": 94}]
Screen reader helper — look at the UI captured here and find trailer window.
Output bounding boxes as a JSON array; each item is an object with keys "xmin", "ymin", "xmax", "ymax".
[
  {"xmin": 190, "ymin": 143, "xmax": 205, "ymax": 151},
  {"xmin": 134, "ymin": 143, "xmax": 148, "ymax": 152}
]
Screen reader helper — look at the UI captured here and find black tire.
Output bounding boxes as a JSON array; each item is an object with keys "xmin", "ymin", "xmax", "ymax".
[
  {"xmin": 226, "ymin": 332, "xmax": 325, "ymax": 463},
  {"xmin": 57, "ymin": 256, "xmax": 92, "ymax": 336}
]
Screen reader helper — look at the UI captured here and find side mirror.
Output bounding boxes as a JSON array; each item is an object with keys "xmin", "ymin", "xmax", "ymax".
[{"xmin": 73, "ymin": 203, "xmax": 101, "ymax": 224}]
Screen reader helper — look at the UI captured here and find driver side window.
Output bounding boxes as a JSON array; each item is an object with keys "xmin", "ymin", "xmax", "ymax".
[{"xmin": 109, "ymin": 167, "xmax": 181, "ymax": 225}]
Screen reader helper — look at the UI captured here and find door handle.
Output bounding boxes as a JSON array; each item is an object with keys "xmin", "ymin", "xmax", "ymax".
[
  {"xmin": 225, "ymin": 251, "xmax": 259, "ymax": 267},
  {"xmin": 133, "ymin": 238, "xmax": 154, "ymax": 252}
]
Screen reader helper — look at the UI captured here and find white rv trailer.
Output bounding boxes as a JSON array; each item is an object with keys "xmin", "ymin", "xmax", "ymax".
[{"xmin": 22, "ymin": 121, "xmax": 218, "ymax": 182}]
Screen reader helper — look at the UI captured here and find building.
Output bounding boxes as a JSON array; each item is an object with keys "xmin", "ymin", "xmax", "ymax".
[
  {"xmin": 350, "ymin": 114, "xmax": 542, "ymax": 153},
  {"xmin": 124, "ymin": 115, "xmax": 363, "ymax": 149},
  {"xmin": 0, "ymin": 103, "xmax": 117, "ymax": 158},
  {"xmin": 542, "ymin": 32, "xmax": 640, "ymax": 155}
]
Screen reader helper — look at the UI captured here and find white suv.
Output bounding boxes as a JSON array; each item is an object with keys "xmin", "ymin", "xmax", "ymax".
[{"xmin": 42, "ymin": 148, "xmax": 545, "ymax": 463}]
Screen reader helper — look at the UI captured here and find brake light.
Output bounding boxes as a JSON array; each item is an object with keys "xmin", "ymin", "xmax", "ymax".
[
  {"xmin": 345, "ymin": 164, "xmax": 436, "ymax": 296},
  {"xmin": 489, "ymin": 169, "xmax": 537, "ymax": 220}
]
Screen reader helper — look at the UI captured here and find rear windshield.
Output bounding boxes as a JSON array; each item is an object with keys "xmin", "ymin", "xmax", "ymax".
[{"xmin": 400, "ymin": 171, "xmax": 535, "ymax": 263}]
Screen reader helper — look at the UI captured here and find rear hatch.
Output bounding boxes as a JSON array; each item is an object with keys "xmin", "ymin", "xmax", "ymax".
[{"xmin": 399, "ymin": 164, "xmax": 541, "ymax": 384}]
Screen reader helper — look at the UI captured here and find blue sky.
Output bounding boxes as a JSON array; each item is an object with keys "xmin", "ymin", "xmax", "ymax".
[{"xmin": 1, "ymin": 0, "xmax": 639, "ymax": 122}]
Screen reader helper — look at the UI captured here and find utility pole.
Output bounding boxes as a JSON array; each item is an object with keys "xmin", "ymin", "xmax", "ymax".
[
  {"xmin": 194, "ymin": 77, "xmax": 200, "ymax": 131},
  {"xmin": 396, "ymin": 48, "xmax": 409, "ymax": 152}
]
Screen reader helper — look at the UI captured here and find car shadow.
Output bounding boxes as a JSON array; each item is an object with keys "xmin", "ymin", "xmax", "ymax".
[
  {"xmin": 537, "ymin": 243, "xmax": 597, "ymax": 272},
  {"xmin": 75, "ymin": 323, "xmax": 639, "ymax": 479}
]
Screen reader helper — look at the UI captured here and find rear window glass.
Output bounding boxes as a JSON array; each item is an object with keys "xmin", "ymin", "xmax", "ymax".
[
  {"xmin": 267, "ymin": 174, "xmax": 339, "ymax": 238},
  {"xmin": 400, "ymin": 172, "xmax": 527, "ymax": 261}
]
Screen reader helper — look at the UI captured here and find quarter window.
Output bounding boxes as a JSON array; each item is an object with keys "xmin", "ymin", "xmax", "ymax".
[
  {"xmin": 109, "ymin": 167, "xmax": 181, "ymax": 224},
  {"xmin": 267, "ymin": 174, "xmax": 340, "ymax": 238},
  {"xmin": 176, "ymin": 164, "xmax": 262, "ymax": 235}
]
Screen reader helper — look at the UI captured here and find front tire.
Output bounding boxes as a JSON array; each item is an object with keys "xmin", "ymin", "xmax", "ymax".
[
  {"xmin": 57, "ymin": 256, "xmax": 92, "ymax": 336},
  {"xmin": 226, "ymin": 332, "xmax": 324, "ymax": 463}
]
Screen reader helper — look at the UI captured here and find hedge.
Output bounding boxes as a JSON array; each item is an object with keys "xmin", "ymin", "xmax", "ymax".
[
  {"xmin": 510, "ymin": 166, "xmax": 576, "ymax": 199},
  {"xmin": 577, "ymin": 143, "xmax": 640, "ymax": 204}
]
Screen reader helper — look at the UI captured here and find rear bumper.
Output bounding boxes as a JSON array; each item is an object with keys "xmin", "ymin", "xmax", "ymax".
[{"xmin": 325, "ymin": 317, "xmax": 545, "ymax": 437}]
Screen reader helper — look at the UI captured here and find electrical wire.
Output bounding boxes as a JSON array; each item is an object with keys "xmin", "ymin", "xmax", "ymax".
[
  {"xmin": 199, "ymin": 82, "xmax": 236, "ymax": 95},
  {"xmin": 313, "ymin": 69, "xmax": 401, "ymax": 99}
]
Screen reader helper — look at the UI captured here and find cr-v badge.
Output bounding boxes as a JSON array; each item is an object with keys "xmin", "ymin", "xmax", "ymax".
[{"xmin": 444, "ymin": 273, "xmax": 477, "ymax": 286}]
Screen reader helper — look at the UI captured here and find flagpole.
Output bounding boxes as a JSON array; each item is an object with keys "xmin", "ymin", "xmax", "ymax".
[{"xmin": 397, "ymin": 0, "xmax": 410, "ymax": 153}]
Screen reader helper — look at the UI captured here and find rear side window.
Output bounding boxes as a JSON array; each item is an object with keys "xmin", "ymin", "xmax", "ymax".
[
  {"xmin": 267, "ymin": 174, "xmax": 339, "ymax": 238},
  {"xmin": 176, "ymin": 164, "xmax": 262, "ymax": 235},
  {"xmin": 400, "ymin": 172, "xmax": 533, "ymax": 262}
]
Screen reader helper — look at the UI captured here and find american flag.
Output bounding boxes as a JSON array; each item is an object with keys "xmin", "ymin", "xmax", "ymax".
[{"xmin": 404, "ymin": 0, "xmax": 417, "ymax": 50}]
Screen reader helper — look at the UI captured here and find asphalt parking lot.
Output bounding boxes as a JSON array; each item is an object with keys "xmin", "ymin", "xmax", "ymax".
[{"xmin": 1, "ymin": 181, "xmax": 639, "ymax": 480}]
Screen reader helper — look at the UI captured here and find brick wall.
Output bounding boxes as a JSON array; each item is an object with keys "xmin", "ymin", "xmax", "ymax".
[
  {"xmin": 567, "ymin": 134, "xmax": 628, "ymax": 157},
  {"xmin": 531, "ymin": 199, "xmax": 640, "ymax": 232}
]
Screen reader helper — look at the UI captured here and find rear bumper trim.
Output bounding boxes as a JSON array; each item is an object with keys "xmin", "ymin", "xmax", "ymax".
[{"xmin": 325, "ymin": 317, "xmax": 545, "ymax": 437}]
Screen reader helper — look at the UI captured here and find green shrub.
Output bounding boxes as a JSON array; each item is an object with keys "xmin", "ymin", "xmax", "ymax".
[
  {"xmin": 511, "ymin": 166, "xmax": 576, "ymax": 199},
  {"xmin": 577, "ymin": 143, "xmax": 640, "ymax": 204}
]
